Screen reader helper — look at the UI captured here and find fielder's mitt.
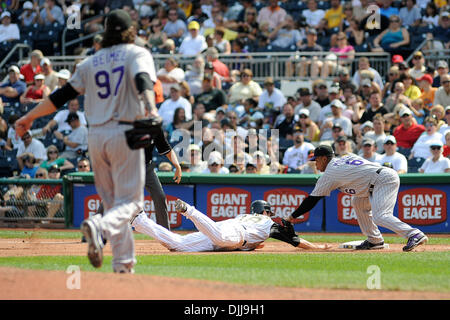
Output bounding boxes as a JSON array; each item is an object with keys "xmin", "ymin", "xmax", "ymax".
[{"xmin": 123, "ymin": 117, "xmax": 163, "ymax": 150}]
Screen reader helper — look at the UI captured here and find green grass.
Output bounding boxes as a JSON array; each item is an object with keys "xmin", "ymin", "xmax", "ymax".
[
  {"xmin": 0, "ymin": 252, "xmax": 449, "ymax": 292},
  {"xmin": 1, "ymin": 229, "xmax": 449, "ymax": 245},
  {"xmin": 0, "ymin": 230, "xmax": 449, "ymax": 292}
]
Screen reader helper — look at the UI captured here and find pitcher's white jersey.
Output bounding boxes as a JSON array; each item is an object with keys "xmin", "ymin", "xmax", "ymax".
[
  {"xmin": 69, "ymin": 43, "xmax": 157, "ymax": 125},
  {"xmin": 311, "ymin": 154, "xmax": 383, "ymax": 198}
]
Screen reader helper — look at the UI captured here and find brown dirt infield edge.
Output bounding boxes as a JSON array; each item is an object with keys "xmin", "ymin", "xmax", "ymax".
[{"xmin": 0, "ymin": 230, "xmax": 449, "ymax": 300}]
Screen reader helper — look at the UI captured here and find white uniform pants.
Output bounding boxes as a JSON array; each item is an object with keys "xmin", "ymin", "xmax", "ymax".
[
  {"xmin": 352, "ymin": 168, "xmax": 420, "ymax": 243},
  {"xmin": 133, "ymin": 205, "xmax": 245, "ymax": 252},
  {"xmin": 88, "ymin": 121, "xmax": 145, "ymax": 270}
]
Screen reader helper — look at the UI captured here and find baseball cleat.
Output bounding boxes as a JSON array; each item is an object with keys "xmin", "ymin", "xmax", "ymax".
[
  {"xmin": 355, "ymin": 240, "xmax": 385, "ymax": 250},
  {"xmin": 81, "ymin": 218, "xmax": 104, "ymax": 268},
  {"xmin": 114, "ymin": 263, "xmax": 135, "ymax": 274},
  {"xmin": 403, "ymin": 233, "xmax": 428, "ymax": 252},
  {"xmin": 175, "ymin": 199, "xmax": 188, "ymax": 214}
]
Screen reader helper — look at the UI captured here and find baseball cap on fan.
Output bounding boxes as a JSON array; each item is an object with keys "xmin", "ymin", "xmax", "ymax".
[
  {"xmin": 106, "ymin": 9, "xmax": 133, "ymax": 32},
  {"xmin": 310, "ymin": 145, "xmax": 335, "ymax": 161}
]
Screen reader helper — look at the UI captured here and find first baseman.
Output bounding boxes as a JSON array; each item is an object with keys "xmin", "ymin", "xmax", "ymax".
[
  {"xmin": 131, "ymin": 199, "xmax": 330, "ymax": 252},
  {"xmin": 287, "ymin": 145, "xmax": 428, "ymax": 251},
  {"xmin": 16, "ymin": 9, "xmax": 159, "ymax": 273}
]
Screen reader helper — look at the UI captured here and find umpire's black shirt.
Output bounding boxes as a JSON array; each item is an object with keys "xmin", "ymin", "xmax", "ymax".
[{"xmin": 144, "ymin": 125, "xmax": 172, "ymax": 164}]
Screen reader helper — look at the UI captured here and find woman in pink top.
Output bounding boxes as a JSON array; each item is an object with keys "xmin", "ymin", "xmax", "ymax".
[{"xmin": 321, "ymin": 32, "xmax": 355, "ymax": 78}]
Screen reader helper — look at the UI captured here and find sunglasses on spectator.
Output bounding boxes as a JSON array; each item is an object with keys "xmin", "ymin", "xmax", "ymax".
[
  {"xmin": 363, "ymin": 144, "xmax": 372, "ymax": 147},
  {"xmin": 48, "ymin": 150, "xmax": 58, "ymax": 154},
  {"xmin": 389, "ymin": 73, "xmax": 398, "ymax": 76},
  {"xmin": 413, "ymin": 56, "xmax": 422, "ymax": 59},
  {"xmin": 337, "ymin": 37, "xmax": 346, "ymax": 40},
  {"xmin": 431, "ymin": 146, "xmax": 441, "ymax": 150},
  {"xmin": 247, "ymin": 12, "xmax": 256, "ymax": 15},
  {"xmin": 446, "ymin": 111, "xmax": 450, "ymax": 115},
  {"xmin": 36, "ymin": 173, "xmax": 45, "ymax": 178},
  {"xmin": 300, "ymin": 115, "xmax": 308, "ymax": 119},
  {"xmin": 425, "ymin": 123, "xmax": 435, "ymax": 127},
  {"xmin": 390, "ymin": 19, "xmax": 400, "ymax": 23},
  {"xmin": 385, "ymin": 141, "xmax": 395, "ymax": 145},
  {"xmin": 443, "ymin": 80, "xmax": 450, "ymax": 84},
  {"xmin": 78, "ymin": 165, "xmax": 88, "ymax": 169},
  {"xmin": 241, "ymin": 74, "xmax": 250, "ymax": 78}
]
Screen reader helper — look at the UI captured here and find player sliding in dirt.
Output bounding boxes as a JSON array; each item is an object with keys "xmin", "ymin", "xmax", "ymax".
[{"xmin": 131, "ymin": 199, "xmax": 330, "ymax": 252}]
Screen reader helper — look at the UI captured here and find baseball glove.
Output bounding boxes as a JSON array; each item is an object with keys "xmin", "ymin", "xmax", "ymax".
[{"xmin": 123, "ymin": 117, "xmax": 163, "ymax": 150}]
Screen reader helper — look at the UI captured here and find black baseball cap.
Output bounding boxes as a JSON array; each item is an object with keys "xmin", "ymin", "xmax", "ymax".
[
  {"xmin": 66, "ymin": 111, "xmax": 79, "ymax": 123},
  {"xmin": 106, "ymin": 9, "xmax": 133, "ymax": 32},
  {"xmin": 310, "ymin": 145, "xmax": 335, "ymax": 161}
]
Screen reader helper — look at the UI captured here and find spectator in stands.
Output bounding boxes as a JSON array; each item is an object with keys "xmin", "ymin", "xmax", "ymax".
[
  {"xmin": 268, "ymin": 15, "xmax": 303, "ymax": 50},
  {"xmin": 384, "ymin": 81, "xmax": 412, "ymax": 112},
  {"xmin": 379, "ymin": 0, "xmax": 399, "ymax": 19},
  {"xmin": 333, "ymin": 135, "xmax": 356, "ymax": 157},
  {"xmin": 258, "ymin": 76, "xmax": 286, "ymax": 116},
  {"xmin": 81, "ymin": 0, "xmax": 105, "ymax": 35},
  {"xmin": 205, "ymin": 47, "xmax": 230, "ymax": 82},
  {"xmin": 178, "ymin": 20, "xmax": 207, "ymax": 56},
  {"xmin": 432, "ymin": 61, "xmax": 448, "ymax": 88},
  {"xmin": 344, "ymin": 17, "xmax": 365, "ymax": 48},
  {"xmin": 19, "ymin": 1, "xmax": 38, "ymax": 27},
  {"xmin": 5, "ymin": 114, "xmax": 20, "ymax": 151},
  {"xmin": 336, "ymin": 68, "xmax": 357, "ymax": 93},
  {"xmin": 40, "ymin": 58, "xmax": 58, "ymax": 92},
  {"xmin": 203, "ymin": 150, "xmax": 229, "ymax": 174},
  {"xmin": 288, "ymin": 28, "xmax": 324, "ymax": 78},
  {"xmin": 313, "ymin": 80, "xmax": 331, "ymax": 108},
  {"xmin": 352, "ymin": 57, "xmax": 384, "ymax": 92},
  {"xmin": 434, "ymin": 74, "xmax": 450, "ymax": 108},
  {"xmin": 364, "ymin": 114, "xmax": 387, "ymax": 152},
  {"xmin": 297, "ymin": 109, "xmax": 320, "ymax": 143},
  {"xmin": 228, "ymin": 68, "xmax": 262, "ymax": 105},
  {"xmin": 34, "ymin": 165, "xmax": 64, "ymax": 219},
  {"xmin": 321, "ymin": 32, "xmax": 355, "ymax": 78},
  {"xmin": 376, "ymin": 135, "xmax": 408, "ymax": 174},
  {"xmin": 54, "ymin": 69, "xmax": 71, "ymax": 92},
  {"xmin": 203, "ymin": 61, "xmax": 222, "ymax": 89},
  {"xmin": 372, "ymin": 15, "xmax": 410, "ymax": 54},
  {"xmin": 187, "ymin": 3, "xmax": 209, "ymax": 25},
  {"xmin": 166, "ymin": 0, "xmax": 187, "ymax": 21},
  {"xmin": 444, "ymin": 130, "xmax": 450, "ymax": 158},
  {"xmin": 20, "ymin": 74, "xmax": 50, "ymax": 107},
  {"xmin": 419, "ymin": 141, "xmax": 450, "ymax": 173},
  {"xmin": 187, "ymin": 144, "xmax": 207, "ymax": 173},
  {"xmin": 19, "ymin": 152, "xmax": 39, "ymax": 177},
  {"xmin": 318, "ymin": 86, "xmax": 342, "ymax": 126},
  {"xmin": 185, "ymin": 102, "xmax": 210, "ymax": 134},
  {"xmin": 409, "ymin": 98, "xmax": 426, "ymax": 125},
  {"xmin": 163, "ymin": 8, "xmax": 187, "ymax": 44},
  {"xmin": 319, "ymin": 99, "xmax": 353, "ymax": 142},
  {"xmin": 251, "ymin": 151, "xmax": 269, "ymax": 174},
  {"xmin": 382, "ymin": 65, "xmax": 400, "ymax": 98},
  {"xmin": 104, "ymin": 0, "xmax": 133, "ymax": 14},
  {"xmin": 401, "ymin": 73, "xmax": 422, "ymax": 101},
  {"xmin": 0, "ymin": 11, "xmax": 20, "ymax": 43},
  {"xmin": 359, "ymin": 138, "xmax": 382, "ymax": 162},
  {"xmin": 42, "ymin": 98, "xmax": 86, "ymax": 136},
  {"xmin": 157, "ymin": 57, "xmax": 185, "ymax": 97},
  {"xmin": 146, "ymin": 18, "xmax": 167, "ymax": 51},
  {"xmin": 409, "ymin": 51, "xmax": 427, "ymax": 79},
  {"xmin": 54, "ymin": 112, "xmax": 88, "ymax": 160},
  {"xmin": 39, "ymin": 144, "xmax": 74, "ymax": 172},
  {"xmin": 38, "ymin": 0, "xmax": 65, "ymax": 25},
  {"xmin": 256, "ymin": 0, "xmax": 287, "ymax": 31},
  {"xmin": 409, "ymin": 116, "xmax": 443, "ymax": 168},
  {"xmin": 20, "ymin": 50, "xmax": 43, "ymax": 86},
  {"xmin": 282, "ymin": 128, "xmax": 315, "ymax": 173},
  {"xmin": 238, "ymin": 98, "xmax": 263, "ymax": 129},
  {"xmin": 429, "ymin": 11, "xmax": 450, "ymax": 50},
  {"xmin": 399, "ymin": 0, "xmax": 422, "ymax": 27},
  {"xmin": 416, "ymin": 74, "xmax": 437, "ymax": 110},
  {"xmin": 235, "ymin": 6, "xmax": 258, "ymax": 49},
  {"xmin": 0, "ymin": 65, "xmax": 27, "ymax": 107},
  {"xmin": 393, "ymin": 108, "xmax": 425, "ymax": 155},
  {"xmin": 184, "ymin": 56, "xmax": 205, "ymax": 96},
  {"xmin": 165, "ymin": 107, "xmax": 189, "ymax": 141},
  {"xmin": 439, "ymin": 106, "xmax": 450, "ymax": 137},
  {"xmin": 274, "ymin": 102, "xmax": 298, "ymax": 140},
  {"xmin": 76, "ymin": 158, "xmax": 91, "ymax": 172},
  {"xmin": 430, "ymin": 105, "xmax": 446, "ymax": 130},
  {"xmin": 214, "ymin": 27, "xmax": 231, "ymax": 54},
  {"xmin": 16, "ymin": 130, "xmax": 47, "ymax": 169},
  {"xmin": 324, "ymin": 0, "xmax": 344, "ymax": 30},
  {"xmin": 225, "ymin": 134, "xmax": 252, "ymax": 169},
  {"xmin": 358, "ymin": 91, "xmax": 388, "ymax": 124},
  {"xmin": 158, "ymin": 84, "xmax": 192, "ymax": 128},
  {"xmin": 294, "ymin": 88, "xmax": 321, "ymax": 124},
  {"xmin": 194, "ymin": 75, "xmax": 227, "ymax": 112},
  {"xmin": 303, "ymin": 0, "xmax": 325, "ymax": 29}
]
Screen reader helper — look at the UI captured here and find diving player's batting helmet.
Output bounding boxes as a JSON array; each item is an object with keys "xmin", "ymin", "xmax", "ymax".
[{"xmin": 250, "ymin": 200, "xmax": 273, "ymax": 216}]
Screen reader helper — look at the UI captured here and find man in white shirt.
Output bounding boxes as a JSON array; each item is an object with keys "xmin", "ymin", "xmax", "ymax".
[
  {"xmin": 202, "ymin": 151, "xmax": 229, "ymax": 174},
  {"xmin": 359, "ymin": 138, "xmax": 382, "ymax": 163},
  {"xmin": 55, "ymin": 112, "xmax": 88, "ymax": 160},
  {"xmin": 282, "ymin": 128, "xmax": 315, "ymax": 172},
  {"xmin": 158, "ymin": 84, "xmax": 192, "ymax": 127},
  {"xmin": 352, "ymin": 57, "xmax": 384, "ymax": 91},
  {"xmin": 258, "ymin": 77, "xmax": 286, "ymax": 113},
  {"xmin": 294, "ymin": 88, "xmax": 321, "ymax": 123},
  {"xmin": 303, "ymin": 0, "xmax": 325, "ymax": 28},
  {"xmin": 157, "ymin": 57, "xmax": 186, "ymax": 97},
  {"xmin": 16, "ymin": 130, "xmax": 47, "ymax": 169},
  {"xmin": 178, "ymin": 21, "xmax": 207, "ymax": 56},
  {"xmin": 419, "ymin": 141, "xmax": 450, "ymax": 173},
  {"xmin": 376, "ymin": 135, "xmax": 408, "ymax": 174},
  {"xmin": 319, "ymin": 99, "xmax": 352, "ymax": 141},
  {"xmin": 42, "ymin": 98, "xmax": 87, "ymax": 135},
  {"xmin": 0, "ymin": 11, "xmax": 20, "ymax": 43}
]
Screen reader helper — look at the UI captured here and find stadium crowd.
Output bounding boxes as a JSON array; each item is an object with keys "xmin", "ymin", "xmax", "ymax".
[{"xmin": 0, "ymin": 0, "xmax": 449, "ymax": 187}]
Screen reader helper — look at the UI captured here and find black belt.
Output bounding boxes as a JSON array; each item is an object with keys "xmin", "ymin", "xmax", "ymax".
[{"xmin": 369, "ymin": 168, "xmax": 384, "ymax": 195}]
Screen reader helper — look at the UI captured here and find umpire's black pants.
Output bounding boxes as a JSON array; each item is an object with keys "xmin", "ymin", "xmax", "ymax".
[{"xmin": 144, "ymin": 162, "xmax": 170, "ymax": 230}]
